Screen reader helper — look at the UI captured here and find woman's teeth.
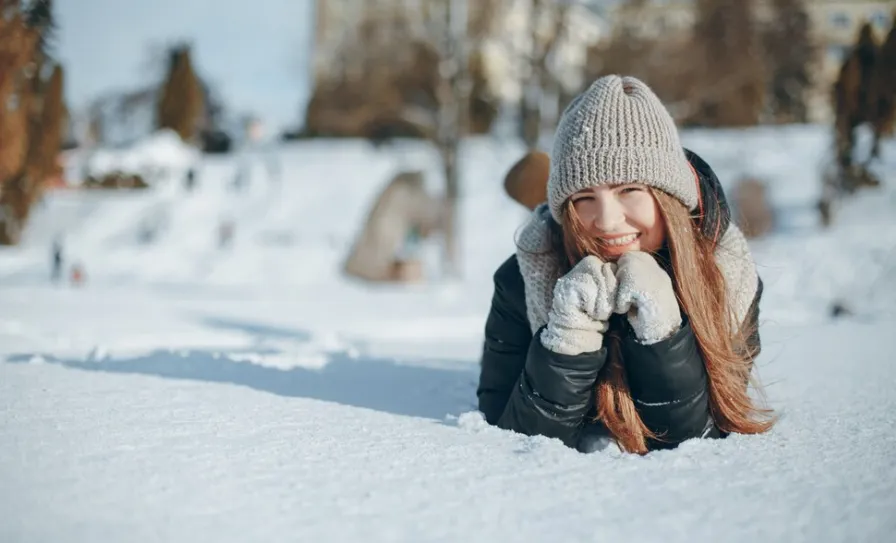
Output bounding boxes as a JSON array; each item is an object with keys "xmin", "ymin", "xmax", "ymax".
[{"xmin": 603, "ymin": 234, "xmax": 639, "ymax": 246}]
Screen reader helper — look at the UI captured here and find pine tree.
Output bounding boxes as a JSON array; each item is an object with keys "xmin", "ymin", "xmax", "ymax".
[
  {"xmin": 1, "ymin": 3, "xmax": 38, "ymax": 244},
  {"xmin": 690, "ymin": 0, "xmax": 766, "ymax": 127},
  {"xmin": 0, "ymin": 5, "xmax": 38, "ymax": 185},
  {"xmin": 833, "ymin": 23, "xmax": 878, "ymax": 170},
  {"xmin": 872, "ymin": 15, "xmax": 896, "ymax": 152},
  {"xmin": 25, "ymin": 0, "xmax": 54, "ymax": 58},
  {"xmin": 854, "ymin": 23, "xmax": 880, "ymax": 124},
  {"xmin": 156, "ymin": 45, "xmax": 205, "ymax": 143},
  {"xmin": 829, "ymin": 22, "xmax": 887, "ymax": 195},
  {"xmin": 0, "ymin": 0, "xmax": 62, "ymax": 244},
  {"xmin": 29, "ymin": 64, "xmax": 65, "ymax": 181},
  {"xmin": 762, "ymin": 0, "xmax": 816, "ymax": 123}
]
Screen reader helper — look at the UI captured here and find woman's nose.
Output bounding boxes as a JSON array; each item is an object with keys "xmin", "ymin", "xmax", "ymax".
[{"xmin": 591, "ymin": 197, "xmax": 625, "ymax": 232}]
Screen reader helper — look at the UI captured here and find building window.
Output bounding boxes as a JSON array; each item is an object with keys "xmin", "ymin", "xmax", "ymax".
[{"xmin": 830, "ymin": 12, "xmax": 851, "ymax": 29}]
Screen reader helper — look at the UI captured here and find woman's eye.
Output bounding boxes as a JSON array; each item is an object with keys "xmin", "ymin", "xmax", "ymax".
[
  {"xmin": 573, "ymin": 195, "xmax": 594, "ymax": 202},
  {"xmin": 620, "ymin": 186, "xmax": 642, "ymax": 194}
]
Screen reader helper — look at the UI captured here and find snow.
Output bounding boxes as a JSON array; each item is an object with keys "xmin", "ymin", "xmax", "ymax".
[
  {"xmin": 83, "ymin": 130, "xmax": 201, "ymax": 180},
  {"xmin": 2, "ymin": 125, "xmax": 896, "ymax": 541}
]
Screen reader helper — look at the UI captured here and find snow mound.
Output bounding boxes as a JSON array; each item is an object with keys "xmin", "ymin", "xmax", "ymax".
[{"xmin": 86, "ymin": 129, "xmax": 200, "ymax": 180}]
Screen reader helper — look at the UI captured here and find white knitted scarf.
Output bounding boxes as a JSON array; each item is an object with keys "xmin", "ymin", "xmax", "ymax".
[{"xmin": 515, "ymin": 203, "xmax": 759, "ymax": 334}]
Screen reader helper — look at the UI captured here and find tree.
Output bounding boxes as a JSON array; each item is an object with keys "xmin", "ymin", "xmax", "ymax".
[
  {"xmin": 689, "ymin": 0, "xmax": 766, "ymax": 127},
  {"xmin": 761, "ymin": 0, "xmax": 816, "ymax": 123},
  {"xmin": 0, "ymin": 0, "xmax": 62, "ymax": 245},
  {"xmin": 0, "ymin": 3, "xmax": 38, "ymax": 187},
  {"xmin": 24, "ymin": 0, "xmax": 54, "ymax": 56},
  {"xmin": 156, "ymin": 44, "xmax": 205, "ymax": 143},
  {"xmin": 420, "ymin": 0, "xmax": 504, "ymax": 276},
  {"xmin": 823, "ymin": 20, "xmax": 888, "ymax": 213},
  {"xmin": 833, "ymin": 22, "xmax": 879, "ymax": 182},
  {"xmin": 871, "ymin": 15, "xmax": 896, "ymax": 157},
  {"xmin": 28, "ymin": 64, "xmax": 65, "ymax": 182},
  {"xmin": 303, "ymin": 0, "xmax": 499, "ymax": 141},
  {"xmin": 198, "ymin": 79, "xmax": 232, "ymax": 153},
  {"xmin": 429, "ymin": 0, "xmax": 471, "ymax": 277},
  {"xmin": 306, "ymin": 0, "xmax": 501, "ymax": 277},
  {"xmin": 518, "ymin": 0, "xmax": 573, "ymax": 149},
  {"xmin": 584, "ymin": 1, "xmax": 700, "ymax": 122}
]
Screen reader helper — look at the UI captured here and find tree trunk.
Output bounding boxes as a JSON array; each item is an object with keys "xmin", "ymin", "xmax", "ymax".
[
  {"xmin": 436, "ymin": 0, "xmax": 470, "ymax": 278},
  {"xmin": 521, "ymin": 83, "xmax": 542, "ymax": 149},
  {"xmin": 442, "ymin": 143, "xmax": 460, "ymax": 277}
]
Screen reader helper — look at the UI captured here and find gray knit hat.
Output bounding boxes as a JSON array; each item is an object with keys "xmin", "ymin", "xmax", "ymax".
[{"xmin": 547, "ymin": 75, "xmax": 698, "ymax": 222}]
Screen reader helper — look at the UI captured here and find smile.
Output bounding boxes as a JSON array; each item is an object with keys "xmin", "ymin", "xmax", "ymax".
[{"xmin": 600, "ymin": 233, "xmax": 640, "ymax": 247}]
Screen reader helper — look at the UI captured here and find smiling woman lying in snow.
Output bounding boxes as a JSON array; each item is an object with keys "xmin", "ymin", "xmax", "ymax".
[{"xmin": 477, "ymin": 75, "xmax": 776, "ymax": 454}]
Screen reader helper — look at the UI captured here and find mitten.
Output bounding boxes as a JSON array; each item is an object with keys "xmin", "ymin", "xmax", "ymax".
[
  {"xmin": 614, "ymin": 251, "xmax": 682, "ymax": 345},
  {"xmin": 540, "ymin": 255, "xmax": 617, "ymax": 355}
]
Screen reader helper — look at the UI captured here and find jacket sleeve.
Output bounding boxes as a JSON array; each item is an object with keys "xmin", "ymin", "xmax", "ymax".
[
  {"xmin": 622, "ymin": 277, "xmax": 764, "ymax": 450},
  {"xmin": 477, "ymin": 256, "xmax": 607, "ymax": 447}
]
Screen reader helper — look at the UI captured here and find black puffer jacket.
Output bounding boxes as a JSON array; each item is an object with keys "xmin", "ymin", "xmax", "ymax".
[{"xmin": 476, "ymin": 150, "xmax": 762, "ymax": 452}]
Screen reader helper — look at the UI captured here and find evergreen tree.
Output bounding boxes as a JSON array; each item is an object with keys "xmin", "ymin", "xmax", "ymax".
[
  {"xmin": 25, "ymin": 0, "xmax": 54, "ymax": 59},
  {"xmin": 0, "ymin": 4, "xmax": 37, "ymax": 185},
  {"xmin": 872, "ymin": 15, "xmax": 896, "ymax": 155},
  {"xmin": 833, "ymin": 22, "xmax": 878, "ymax": 174},
  {"xmin": 0, "ymin": 0, "xmax": 62, "ymax": 245},
  {"xmin": 156, "ymin": 45, "xmax": 205, "ymax": 143},
  {"xmin": 29, "ymin": 63, "xmax": 65, "ymax": 181}
]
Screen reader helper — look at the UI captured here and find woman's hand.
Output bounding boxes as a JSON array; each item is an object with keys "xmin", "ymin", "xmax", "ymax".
[
  {"xmin": 614, "ymin": 251, "xmax": 682, "ymax": 345},
  {"xmin": 541, "ymin": 255, "xmax": 617, "ymax": 356}
]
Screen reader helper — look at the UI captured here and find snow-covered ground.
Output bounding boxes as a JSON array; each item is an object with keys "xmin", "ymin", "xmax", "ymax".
[{"xmin": 2, "ymin": 126, "xmax": 895, "ymax": 542}]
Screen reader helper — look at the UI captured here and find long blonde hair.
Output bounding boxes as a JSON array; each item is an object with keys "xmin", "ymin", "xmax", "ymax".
[{"xmin": 553, "ymin": 188, "xmax": 775, "ymax": 454}]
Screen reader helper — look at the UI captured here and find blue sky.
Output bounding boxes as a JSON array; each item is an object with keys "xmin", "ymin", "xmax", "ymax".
[{"xmin": 56, "ymin": 0, "xmax": 315, "ymax": 131}]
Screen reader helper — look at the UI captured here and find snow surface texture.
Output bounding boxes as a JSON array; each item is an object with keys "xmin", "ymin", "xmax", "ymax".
[{"xmin": 2, "ymin": 126, "xmax": 896, "ymax": 542}]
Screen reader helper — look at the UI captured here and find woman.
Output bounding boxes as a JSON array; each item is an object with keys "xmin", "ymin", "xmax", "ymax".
[{"xmin": 477, "ymin": 75, "xmax": 775, "ymax": 454}]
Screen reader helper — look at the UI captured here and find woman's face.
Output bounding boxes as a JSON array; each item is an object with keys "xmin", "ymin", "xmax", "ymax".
[{"xmin": 570, "ymin": 183, "xmax": 666, "ymax": 258}]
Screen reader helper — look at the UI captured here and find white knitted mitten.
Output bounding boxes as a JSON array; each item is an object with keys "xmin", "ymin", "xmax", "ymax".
[
  {"xmin": 540, "ymin": 256, "xmax": 617, "ymax": 356},
  {"xmin": 613, "ymin": 251, "xmax": 682, "ymax": 345}
]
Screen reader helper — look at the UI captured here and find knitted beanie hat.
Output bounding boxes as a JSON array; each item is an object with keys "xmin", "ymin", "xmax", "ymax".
[{"xmin": 547, "ymin": 75, "xmax": 697, "ymax": 222}]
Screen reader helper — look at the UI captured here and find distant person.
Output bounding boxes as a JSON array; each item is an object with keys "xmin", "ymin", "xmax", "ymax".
[
  {"xmin": 184, "ymin": 168, "xmax": 197, "ymax": 192},
  {"xmin": 51, "ymin": 239, "xmax": 64, "ymax": 283},
  {"xmin": 477, "ymin": 75, "xmax": 776, "ymax": 454},
  {"xmin": 70, "ymin": 263, "xmax": 86, "ymax": 287}
]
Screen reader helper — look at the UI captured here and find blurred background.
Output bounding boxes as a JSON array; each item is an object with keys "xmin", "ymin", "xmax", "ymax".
[
  {"xmin": 4, "ymin": 4, "xmax": 896, "ymax": 537},
  {"xmin": 0, "ymin": 0, "xmax": 894, "ymax": 303}
]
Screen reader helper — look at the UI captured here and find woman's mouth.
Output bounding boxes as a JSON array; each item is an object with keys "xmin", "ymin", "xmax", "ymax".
[{"xmin": 600, "ymin": 233, "xmax": 640, "ymax": 247}]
